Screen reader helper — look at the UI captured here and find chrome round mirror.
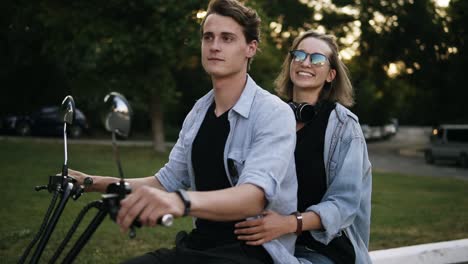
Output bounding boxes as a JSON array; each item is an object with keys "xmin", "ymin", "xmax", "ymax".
[
  {"xmin": 60, "ymin": 96, "xmax": 75, "ymax": 125},
  {"xmin": 103, "ymin": 92, "xmax": 132, "ymax": 138}
]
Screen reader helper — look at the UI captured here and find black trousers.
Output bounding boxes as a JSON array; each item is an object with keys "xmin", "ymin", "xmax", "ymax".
[{"xmin": 122, "ymin": 231, "xmax": 273, "ymax": 264}]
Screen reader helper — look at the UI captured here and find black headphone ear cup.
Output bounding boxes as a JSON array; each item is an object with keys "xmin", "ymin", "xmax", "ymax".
[
  {"xmin": 288, "ymin": 101, "xmax": 317, "ymax": 122},
  {"xmin": 297, "ymin": 103, "xmax": 316, "ymax": 123},
  {"xmin": 288, "ymin": 101, "xmax": 297, "ymax": 112},
  {"xmin": 288, "ymin": 101, "xmax": 299, "ymax": 120}
]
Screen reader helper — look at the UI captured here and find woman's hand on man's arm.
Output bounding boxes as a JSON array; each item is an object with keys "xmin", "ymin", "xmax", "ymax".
[{"xmin": 234, "ymin": 210, "xmax": 296, "ymax": 245}]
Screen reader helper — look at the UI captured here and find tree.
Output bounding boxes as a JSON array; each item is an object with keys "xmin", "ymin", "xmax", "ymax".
[
  {"xmin": 1, "ymin": 0, "xmax": 70, "ymax": 115},
  {"xmin": 3, "ymin": 0, "xmax": 464, "ymax": 142},
  {"xmin": 252, "ymin": 0, "xmax": 461, "ymax": 125},
  {"xmin": 35, "ymin": 0, "xmax": 206, "ymax": 152},
  {"xmin": 444, "ymin": 0, "xmax": 468, "ymax": 123}
]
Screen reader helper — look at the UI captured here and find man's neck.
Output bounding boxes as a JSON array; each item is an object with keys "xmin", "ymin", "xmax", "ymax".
[{"xmin": 211, "ymin": 73, "xmax": 247, "ymax": 117}]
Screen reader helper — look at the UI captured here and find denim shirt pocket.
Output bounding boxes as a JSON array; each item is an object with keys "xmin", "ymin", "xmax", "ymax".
[{"xmin": 227, "ymin": 150, "xmax": 247, "ymax": 186}]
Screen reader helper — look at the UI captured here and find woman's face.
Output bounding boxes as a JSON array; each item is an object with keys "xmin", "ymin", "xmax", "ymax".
[{"xmin": 289, "ymin": 37, "xmax": 336, "ymax": 92}]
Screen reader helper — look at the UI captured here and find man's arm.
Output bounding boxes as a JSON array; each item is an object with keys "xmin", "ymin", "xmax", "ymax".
[
  {"xmin": 117, "ymin": 183, "xmax": 266, "ymax": 232},
  {"xmin": 189, "ymin": 184, "xmax": 265, "ymax": 220},
  {"xmin": 68, "ymin": 169, "xmax": 166, "ymax": 192}
]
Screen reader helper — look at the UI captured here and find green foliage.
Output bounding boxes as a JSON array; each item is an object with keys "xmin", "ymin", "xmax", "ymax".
[
  {"xmin": 354, "ymin": 0, "xmax": 460, "ymax": 124},
  {"xmin": 443, "ymin": 0, "xmax": 468, "ymax": 123},
  {"xmin": 35, "ymin": 0, "xmax": 205, "ymax": 102},
  {"xmin": 2, "ymin": 0, "xmax": 467, "ymax": 132}
]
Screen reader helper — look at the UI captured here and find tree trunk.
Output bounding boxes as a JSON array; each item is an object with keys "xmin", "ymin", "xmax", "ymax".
[{"xmin": 150, "ymin": 93, "xmax": 166, "ymax": 153}]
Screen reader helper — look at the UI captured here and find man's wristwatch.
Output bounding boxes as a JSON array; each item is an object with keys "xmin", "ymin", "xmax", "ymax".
[
  {"xmin": 175, "ymin": 189, "xmax": 191, "ymax": 216},
  {"xmin": 84, "ymin": 177, "xmax": 93, "ymax": 187},
  {"xmin": 291, "ymin": 211, "xmax": 303, "ymax": 236}
]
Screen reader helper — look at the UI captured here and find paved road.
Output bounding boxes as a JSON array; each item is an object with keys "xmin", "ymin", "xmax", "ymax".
[{"xmin": 367, "ymin": 130, "xmax": 468, "ymax": 180}]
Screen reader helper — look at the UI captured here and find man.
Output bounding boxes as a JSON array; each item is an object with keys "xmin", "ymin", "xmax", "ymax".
[{"xmin": 70, "ymin": 0, "xmax": 298, "ymax": 263}]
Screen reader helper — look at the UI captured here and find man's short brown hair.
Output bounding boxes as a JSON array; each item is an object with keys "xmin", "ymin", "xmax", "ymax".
[{"xmin": 201, "ymin": 0, "xmax": 261, "ymax": 44}]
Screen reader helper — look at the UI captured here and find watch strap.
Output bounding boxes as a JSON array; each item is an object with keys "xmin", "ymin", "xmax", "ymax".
[
  {"xmin": 175, "ymin": 189, "xmax": 191, "ymax": 216},
  {"xmin": 291, "ymin": 211, "xmax": 303, "ymax": 236}
]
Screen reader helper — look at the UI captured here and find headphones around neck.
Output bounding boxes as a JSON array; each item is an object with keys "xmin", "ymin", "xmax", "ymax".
[{"xmin": 288, "ymin": 101, "xmax": 318, "ymax": 123}]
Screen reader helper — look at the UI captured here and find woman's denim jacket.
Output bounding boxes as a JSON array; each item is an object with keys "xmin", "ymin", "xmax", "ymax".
[
  {"xmin": 156, "ymin": 76, "xmax": 300, "ymax": 264},
  {"xmin": 303, "ymin": 103, "xmax": 372, "ymax": 263}
]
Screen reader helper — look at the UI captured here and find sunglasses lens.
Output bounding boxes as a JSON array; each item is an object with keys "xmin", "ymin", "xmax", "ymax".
[
  {"xmin": 310, "ymin": 54, "xmax": 327, "ymax": 66},
  {"xmin": 291, "ymin": 50, "xmax": 329, "ymax": 66},
  {"xmin": 292, "ymin": 50, "xmax": 307, "ymax": 62}
]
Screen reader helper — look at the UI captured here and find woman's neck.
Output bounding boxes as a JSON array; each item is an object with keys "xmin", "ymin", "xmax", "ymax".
[{"xmin": 292, "ymin": 86, "xmax": 322, "ymax": 105}]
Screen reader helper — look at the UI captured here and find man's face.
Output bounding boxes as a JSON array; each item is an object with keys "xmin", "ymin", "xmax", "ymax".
[{"xmin": 201, "ymin": 14, "xmax": 257, "ymax": 79}]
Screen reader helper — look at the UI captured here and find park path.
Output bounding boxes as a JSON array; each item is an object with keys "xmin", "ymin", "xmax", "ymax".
[{"xmin": 367, "ymin": 127, "xmax": 468, "ymax": 180}]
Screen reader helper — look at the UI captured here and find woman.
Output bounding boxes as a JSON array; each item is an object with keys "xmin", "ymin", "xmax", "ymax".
[{"xmin": 234, "ymin": 30, "xmax": 372, "ymax": 264}]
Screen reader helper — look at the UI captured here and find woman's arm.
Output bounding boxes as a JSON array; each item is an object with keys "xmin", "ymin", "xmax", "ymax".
[
  {"xmin": 234, "ymin": 209, "xmax": 325, "ymax": 245},
  {"xmin": 235, "ymin": 210, "xmax": 296, "ymax": 245},
  {"xmin": 307, "ymin": 122, "xmax": 369, "ymax": 244}
]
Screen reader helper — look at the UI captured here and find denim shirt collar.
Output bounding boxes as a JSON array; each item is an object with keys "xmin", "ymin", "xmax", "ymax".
[
  {"xmin": 334, "ymin": 103, "xmax": 359, "ymax": 123},
  {"xmin": 231, "ymin": 75, "xmax": 256, "ymax": 118},
  {"xmin": 196, "ymin": 74, "xmax": 256, "ymax": 119}
]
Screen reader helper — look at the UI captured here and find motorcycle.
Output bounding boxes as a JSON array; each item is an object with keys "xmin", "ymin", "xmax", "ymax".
[{"xmin": 19, "ymin": 92, "xmax": 173, "ymax": 264}]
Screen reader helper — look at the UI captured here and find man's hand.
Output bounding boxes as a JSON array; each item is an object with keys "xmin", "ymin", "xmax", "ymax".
[
  {"xmin": 68, "ymin": 169, "xmax": 89, "ymax": 186},
  {"xmin": 234, "ymin": 210, "xmax": 296, "ymax": 245},
  {"xmin": 117, "ymin": 186, "xmax": 185, "ymax": 232}
]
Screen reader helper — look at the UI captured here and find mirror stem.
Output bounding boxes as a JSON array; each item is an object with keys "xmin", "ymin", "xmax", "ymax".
[
  {"xmin": 64, "ymin": 123, "xmax": 68, "ymax": 167},
  {"xmin": 62, "ymin": 123, "xmax": 69, "ymax": 179},
  {"xmin": 111, "ymin": 131, "xmax": 124, "ymax": 179},
  {"xmin": 111, "ymin": 132, "xmax": 126, "ymax": 198}
]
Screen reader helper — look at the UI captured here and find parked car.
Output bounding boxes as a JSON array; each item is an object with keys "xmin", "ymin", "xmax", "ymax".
[
  {"xmin": 1, "ymin": 106, "xmax": 90, "ymax": 138},
  {"xmin": 361, "ymin": 118, "xmax": 398, "ymax": 141},
  {"xmin": 361, "ymin": 124, "xmax": 372, "ymax": 140},
  {"xmin": 425, "ymin": 124, "xmax": 468, "ymax": 167}
]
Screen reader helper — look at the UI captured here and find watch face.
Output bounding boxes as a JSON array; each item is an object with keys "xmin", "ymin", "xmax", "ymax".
[{"xmin": 84, "ymin": 177, "xmax": 93, "ymax": 186}]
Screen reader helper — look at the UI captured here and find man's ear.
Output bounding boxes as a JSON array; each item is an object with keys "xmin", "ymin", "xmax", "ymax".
[
  {"xmin": 327, "ymin": 69, "xmax": 337, "ymax": 83},
  {"xmin": 246, "ymin": 40, "xmax": 258, "ymax": 58}
]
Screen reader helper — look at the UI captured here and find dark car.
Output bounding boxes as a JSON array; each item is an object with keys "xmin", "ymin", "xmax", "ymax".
[
  {"xmin": 425, "ymin": 124, "xmax": 468, "ymax": 167},
  {"xmin": 1, "ymin": 106, "xmax": 90, "ymax": 138}
]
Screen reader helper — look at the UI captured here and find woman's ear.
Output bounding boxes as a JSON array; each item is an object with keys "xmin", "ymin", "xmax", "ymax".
[{"xmin": 327, "ymin": 69, "xmax": 337, "ymax": 83}]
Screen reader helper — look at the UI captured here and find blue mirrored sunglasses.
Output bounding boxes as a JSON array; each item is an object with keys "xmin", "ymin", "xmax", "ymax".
[{"xmin": 290, "ymin": 50, "xmax": 329, "ymax": 66}]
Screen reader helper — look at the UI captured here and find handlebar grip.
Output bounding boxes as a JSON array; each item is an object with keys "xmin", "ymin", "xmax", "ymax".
[
  {"xmin": 132, "ymin": 219, "xmax": 142, "ymax": 228},
  {"xmin": 158, "ymin": 214, "xmax": 174, "ymax": 227},
  {"xmin": 132, "ymin": 214, "xmax": 173, "ymax": 229}
]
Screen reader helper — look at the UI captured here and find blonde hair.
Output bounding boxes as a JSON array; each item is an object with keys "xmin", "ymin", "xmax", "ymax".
[{"xmin": 274, "ymin": 30, "xmax": 355, "ymax": 107}]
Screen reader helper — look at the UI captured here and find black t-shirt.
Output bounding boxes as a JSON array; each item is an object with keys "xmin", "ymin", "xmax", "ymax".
[
  {"xmin": 192, "ymin": 102, "xmax": 237, "ymax": 241},
  {"xmin": 295, "ymin": 101, "xmax": 356, "ymax": 264},
  {"xmin": 190, "ymin": 102, "xmax": 272, "ymax": 263}
]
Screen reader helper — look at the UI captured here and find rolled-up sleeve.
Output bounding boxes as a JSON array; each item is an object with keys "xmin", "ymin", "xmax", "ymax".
[
  {"xmin": 156, "ymin": 136, "xmax": 190, "ymax": 192},
  {"xmin": 307, "ymin": 127, "xmax": 366, "ymax": 244},
  {"xmin": 155, "ymin": 109, "xmax": 195, "ymax": 192},
  {"xmin": 236, "ymin": 103, "xmax": 296, "ymax": 202}
]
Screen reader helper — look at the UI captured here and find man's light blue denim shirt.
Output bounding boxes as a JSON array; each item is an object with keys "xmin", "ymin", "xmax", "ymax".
[
  {"xmin": 156, "ymin": 75, "xmax": 300, "ymax": 264},
  {"xmin": 299, "ymin": 103, "xmax": 373, "ymax": 264}
]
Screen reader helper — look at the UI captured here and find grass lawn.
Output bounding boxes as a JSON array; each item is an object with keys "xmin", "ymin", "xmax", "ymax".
[{"xmin": 1, "ymin": 139, "xmax": 467, "ymax": 263}]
